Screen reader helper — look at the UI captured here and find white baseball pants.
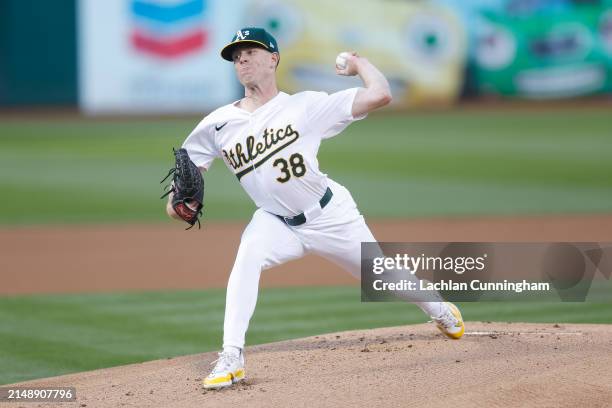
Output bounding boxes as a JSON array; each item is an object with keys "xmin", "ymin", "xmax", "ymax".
[{"xmin": 222, "ymin": 179, "xmax": 445, "ymax": 349}]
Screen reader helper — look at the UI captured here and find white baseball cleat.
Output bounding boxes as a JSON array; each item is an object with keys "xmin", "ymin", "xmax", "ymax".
[
  {"xmin": 203, "ymin": 350, "xmax": 245, "ymax": 389},
  {"xmin": 431, "ymin": 302, "xmax": 465, "ymax": 340}
]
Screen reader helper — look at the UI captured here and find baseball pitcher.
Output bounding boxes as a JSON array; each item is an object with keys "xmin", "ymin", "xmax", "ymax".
[{"xmin": 163, "ymin": 27, "xmax": 465, "ymax": 390}]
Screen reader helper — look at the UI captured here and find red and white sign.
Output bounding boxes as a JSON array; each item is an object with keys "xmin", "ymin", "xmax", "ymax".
[{"xmin": 78, "ymin": 0, "xmax": 244, "ymax": 114}]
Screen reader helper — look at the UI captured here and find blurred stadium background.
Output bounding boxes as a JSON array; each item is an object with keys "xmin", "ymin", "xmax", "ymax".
[{"xmin": 1, "ymin": 0, "xmax": 611, "ymax": 385}]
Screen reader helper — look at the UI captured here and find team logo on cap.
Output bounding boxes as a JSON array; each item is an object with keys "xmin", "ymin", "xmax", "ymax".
[{"xmin": 235, "ymin": 30, "xmax": 250, "ymax": 41}]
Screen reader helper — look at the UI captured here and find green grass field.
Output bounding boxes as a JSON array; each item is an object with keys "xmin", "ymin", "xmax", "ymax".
[
  {"xmin": 0, "ymin": 108, "xmax": 611, "ymax": 224},
  {"xmin": 1, "ymin": 109, "xmax": 611, "ymax": 385},
  {"xmin": 1, "ymin": 287, "xmax": 611, "ymax": 385}
]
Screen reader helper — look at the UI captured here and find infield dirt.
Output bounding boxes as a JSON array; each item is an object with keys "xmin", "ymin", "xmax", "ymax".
[
  {"xmin": 2, "ymin": 214, "xmax": 612, "ymax": 295},
  {"xmin": 6, "ymin": 322, "xmax": 612, "ymax": 408},
  {"xmin": 2, "ymin": 215, "xmax": 612, "ymax": 407}
]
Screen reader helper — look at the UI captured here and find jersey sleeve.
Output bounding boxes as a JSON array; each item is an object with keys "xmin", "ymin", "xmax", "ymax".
[
  {"xmin": 307, "ymin": 88, "xmax": 367, "ymax": 139},
  {"xmin": 181, "ymin": 118, "xmax": 219, "ymax": 170}
]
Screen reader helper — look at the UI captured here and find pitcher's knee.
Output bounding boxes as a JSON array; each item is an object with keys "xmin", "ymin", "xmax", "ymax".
[{"xmin": 233, "ymin": 244, "xmax": 270, "ymax": 272}]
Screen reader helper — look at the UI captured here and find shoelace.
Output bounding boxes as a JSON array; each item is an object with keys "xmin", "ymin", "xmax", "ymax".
[
  {"xmin": 209, "ymin": 352, "xmax": 239, "ymax": 374},
  {"xmin": 432, "ymin": 310, "xmax": 458, "ymax": 329}
]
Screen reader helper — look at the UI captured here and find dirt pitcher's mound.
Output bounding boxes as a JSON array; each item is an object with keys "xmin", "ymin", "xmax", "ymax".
[{"xmin": 9, "ymin": 323, "xmax": 612, "ymax": 408}]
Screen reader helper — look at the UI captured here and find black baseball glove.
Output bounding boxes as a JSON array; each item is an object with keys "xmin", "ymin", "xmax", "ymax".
[{"xmin": 160, "ymin": 148, "xmax": 204, "ymax": 229}]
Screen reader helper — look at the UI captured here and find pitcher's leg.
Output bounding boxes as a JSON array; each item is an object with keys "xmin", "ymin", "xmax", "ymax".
[
  {"xmin": 305, "ymin": 206, "xmax": 446, "ymax": 318},
  {"xmin": 223, "ymin": 209, "xmax": 305, "ymax": 349}
]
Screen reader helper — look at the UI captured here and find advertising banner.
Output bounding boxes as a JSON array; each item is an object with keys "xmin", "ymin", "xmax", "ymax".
[
  {"xmin": 440, "ymin": 0, "xmax": 612, "ymax": 98},
  {"xmin": 242, "ymin": 0, "xmax": 467, "ymax": 108},
  {"xmin": 78, "ymin": 0, "xmax": 243, "ymax": 114},
  {"xmin": 473, "ymin": 5, "xmax": 612, "ymax": 98}
]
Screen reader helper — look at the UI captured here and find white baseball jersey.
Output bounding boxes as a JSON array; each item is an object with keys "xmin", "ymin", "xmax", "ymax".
[
  {"xmin": 182, "ymin": 88, "xmax": 366, "ymax": 217},
  {"xmin": 182, "ymin": 86, "xmax": 447, "ymax": 352}
]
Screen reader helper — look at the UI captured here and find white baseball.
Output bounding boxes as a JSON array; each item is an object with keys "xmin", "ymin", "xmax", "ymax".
[{"xmin": 335, "ymin": 52, "xmax": 351, "ymax": 70}]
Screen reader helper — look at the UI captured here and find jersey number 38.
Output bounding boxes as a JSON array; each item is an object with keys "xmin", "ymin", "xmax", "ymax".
[{"xmin": 273, "ymin": 153, "xmax": 306, "ymax": 183}]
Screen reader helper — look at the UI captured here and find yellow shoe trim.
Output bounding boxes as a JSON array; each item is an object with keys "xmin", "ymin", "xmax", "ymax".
[
  {"xmin": 204, "ymin": 376, "xmax": 231, "ymax": 385},
  {"xmin": 233, "ymin": 368, "xmax": 245, "ymax": 381},
  {"xmin": 440, "ymin": 323, "xmax": 465, "ymax": 339},
  {"xmin": 202, "ymin": 368, "xmax": 245, "ymax": 389},
  {"xmin": 447, "ymin": 302, "xmax": 463, "ymax": 322},
  {"xmin": 203, "ymin": 374, "xmax": 232, "ymax": 386},
  {"xmin": 439, "ymin": 302, "xmax": 465, "ymax": 340}
]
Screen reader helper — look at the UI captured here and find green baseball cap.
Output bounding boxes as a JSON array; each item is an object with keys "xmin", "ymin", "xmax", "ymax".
[{"xmin": 220, "ymin": 27, "xmax": 279, "ymax": 61}]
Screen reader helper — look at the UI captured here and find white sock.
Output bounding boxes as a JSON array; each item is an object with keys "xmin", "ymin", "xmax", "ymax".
[{"xmin": 223, "ymin": 346, "xmax": 241, "ymax": 357}]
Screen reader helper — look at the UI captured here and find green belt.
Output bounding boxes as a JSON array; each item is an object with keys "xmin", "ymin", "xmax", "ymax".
[{"xmin": 275, "ymin": 187, "xmax": 333, "ymax": 226}]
